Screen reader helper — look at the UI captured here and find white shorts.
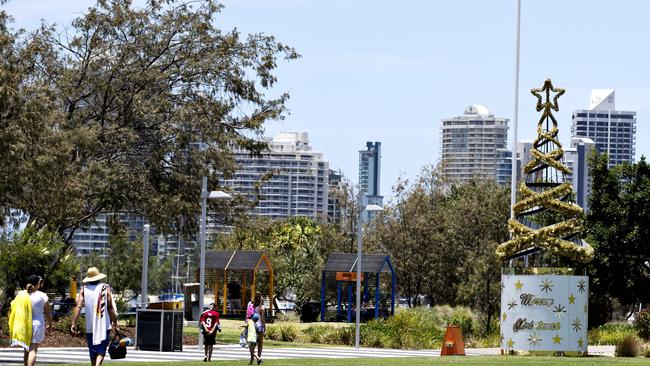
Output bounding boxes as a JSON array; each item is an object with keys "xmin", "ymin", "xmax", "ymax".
[{"xmin": 31, "ymin": 319, "xmax": 45, "ymax": 344}]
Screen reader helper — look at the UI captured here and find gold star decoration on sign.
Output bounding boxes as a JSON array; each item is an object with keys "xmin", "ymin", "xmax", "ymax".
[
  {"xmin": 578, "ymin": 338, "xmax": 584, "ymax": 349},
  {"xmin": 568, "ymin": 294, "xmax": 576, "ymax": 304},
  {"xmin": 553, "ymin": 304, "xmax": 567, "ymax": 318},
  {"xmin": 577, "ymin": 279, "xmax": 586, "ymax": 293},
  {"xmin": 552, "ymin": 334, "xmax": 562, "ymax": 344},
  {"xmin": 507, "ymin": 338, "xmax": 515, "ymax": 349},
  {"xmin": 507, "ymin": 299, "xmax": 518, "ymax": 311},
  {"xmin": 515, "ymin": 280, "xmax": 523, "ymax": 290},
  {"xmin": 527, "ymin": 333, "xmax": 542, "ymax": 347},
  {"xmin": 502, "ymin": 312, "xmax": 508, "ymax": 321},
  {"xmin": 540, "ymin": 278, "xmax": 554, "ymax": 293},
  {"xmin": 572, "ymin": 317, "xmax": 582, "ymax": 332}
]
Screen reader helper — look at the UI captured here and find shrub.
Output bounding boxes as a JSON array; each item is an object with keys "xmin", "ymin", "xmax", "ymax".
[
  {"xmin": 301, "ymin": 306, "xmax": 480, "ymax": 349},
  {"xmin": 0, "ymin": 316, "xmax": 9, "ymax": 347},
  {"xmin": 615, "ymin": 335, "xmax": 642, "ymax": 357},
  {"xmin": 266, "ymin": 325, "xmax": 279, "ymax": 340},
  {"xmin": 441, "ymin": 306, "xmax": 476, "ymax": 338},
  {"xmin": 122, "ymin": 314, "xmax": 136, "ymax": 327},
  {"xmin": 266, "ymin": 324, "xmax": 299, "ymax": 342},
  {"xmin": 303, "ymin": 325, "xmax": 330, "ymax": 343},
  {"xmin": 333, "ymin": 326, "xmax": 354, "ymax": 346},
  {"xmin": 55, "ymin": 314, "xmax": 86, "ymax": 334},
  {"xmin": 635, "ymin": 310, "xmax": 650, "ymax": 341},
  {"xmin": 589, "ymin": 322, "xmax": 636, "ymax": 345}
]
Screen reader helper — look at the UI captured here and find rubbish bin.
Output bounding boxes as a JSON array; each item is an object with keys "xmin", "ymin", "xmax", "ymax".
[
  {"xmin": 135, "ymin": 310, "xmax": 183, "ymax": 352},
  {"xmin": 300, "ymin": 302, "xmax": 320, "ymax": 323}
]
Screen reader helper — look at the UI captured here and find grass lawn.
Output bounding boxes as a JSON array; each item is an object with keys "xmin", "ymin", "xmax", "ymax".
[{"xmin": 53, "ymin": 356, "xmax": 650, "ymax": 366}]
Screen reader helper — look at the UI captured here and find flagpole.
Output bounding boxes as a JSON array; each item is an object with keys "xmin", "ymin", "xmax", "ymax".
[{"xmin": 510, "ymin": 0, "xmax": 521, "ymax": 219}]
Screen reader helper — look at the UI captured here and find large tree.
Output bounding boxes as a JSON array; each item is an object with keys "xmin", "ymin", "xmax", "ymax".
[
  {"xmin": 0, "ymin": 0, "xmax": 298, "ymax": 242},
  {"xmin": 366, "ymin": 165, "xmax": 451, "ymax": 308},
  {"xmin": 586, "ymin": 152, "xmax": 650, "ymax": 326},
  {"xmin": 366, "ymin": 163, "xmax": 510, "ymax": 332}
]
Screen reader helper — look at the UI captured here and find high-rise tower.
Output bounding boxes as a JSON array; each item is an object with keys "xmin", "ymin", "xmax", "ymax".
[
  {"xmin": 571, "ymin": 89, "xmax": 636, "ymax": 166},
  {"xmin": 358, "ymin": 141, "xmax": 383, "ymax": 215},
  {"xmin": 441, "ymin": 105, "xmax": 510, "ymax": 184}
]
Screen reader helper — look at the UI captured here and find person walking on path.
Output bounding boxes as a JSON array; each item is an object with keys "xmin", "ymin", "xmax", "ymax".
[
  {"xmin": 9, "ymin": 275, "xmax": 53, "ymax": 366},
  {"xmin": 70, "ymin": 267, "xmax": 118, "ymax": 366},
  {"xmin": 199, "ymin": 303, "xmax": 221, "ymax": 362},
  {"xmin": 253, "ymin": 292, "xmax": 266, "ymax": 365}
]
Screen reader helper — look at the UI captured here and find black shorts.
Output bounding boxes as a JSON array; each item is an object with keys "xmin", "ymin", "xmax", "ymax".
[{"xmin": 203, "ymin": 331, "xmax": 216, "ymax": 346}]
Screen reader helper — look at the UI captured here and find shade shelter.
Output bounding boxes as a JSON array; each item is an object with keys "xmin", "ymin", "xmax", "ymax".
[
  {"xmin": 202, "ymin": 250, "xmax": 274, "ymax": 317},
  {"xmin": 320, "ymin": 253, "xmax": 395, "ymax": 322}
]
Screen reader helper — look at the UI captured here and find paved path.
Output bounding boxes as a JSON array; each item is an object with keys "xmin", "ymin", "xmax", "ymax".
[{"xmin": 0, "ymin": 345, "xmax": 615, "ymax": 364}]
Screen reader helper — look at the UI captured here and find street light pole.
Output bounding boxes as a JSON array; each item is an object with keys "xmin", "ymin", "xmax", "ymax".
[
  {"xmin": 355, "ymin": 195, "xmax": 364, "ymax": 350},
  {"xmin": 141, "ymin": 224, "xmax": 150, "ymax": 308},
  {"xmin": 355, "ymin": 199, "xmax": 383, "ymax": 350},
  {"xmin": 198, "ymin": 177, "xmax": 232, "ymax": 347},
  {"xmin": 198, "ymin": 176, "xmax": 208, "ymax": 347}
]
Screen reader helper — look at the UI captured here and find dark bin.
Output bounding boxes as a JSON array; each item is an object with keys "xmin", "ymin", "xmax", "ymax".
[
  {"xmin": 300, "ymin": 302, "xmax": 320, "ymax": 323},
  {"xmin": 135, "ymin": 310, "xmax": 183, "ymax": 352}
]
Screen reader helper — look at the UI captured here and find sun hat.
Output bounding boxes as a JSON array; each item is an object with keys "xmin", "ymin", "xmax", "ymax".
[{"xmin": 82, "ymin": 267, "xmax": 107, "ymax": 283}]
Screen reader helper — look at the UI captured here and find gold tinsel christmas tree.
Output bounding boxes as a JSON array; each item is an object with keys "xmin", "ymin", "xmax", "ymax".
[{"xmin": 496, "ymin": 79, "xmax": 594, "ymax": 264}]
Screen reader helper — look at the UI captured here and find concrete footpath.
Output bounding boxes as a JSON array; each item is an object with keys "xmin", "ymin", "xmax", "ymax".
[{"xmin": 0, "ymin": 344, "xmax": 615, "ymax": 364}]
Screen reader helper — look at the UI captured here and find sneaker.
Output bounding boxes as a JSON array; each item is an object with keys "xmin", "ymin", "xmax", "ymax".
[
  {"xmin": 257, "ymin": 359, "xmax": 263, "ymax": 365},
  {"xmin": 203, "ymin": 357, "xmax": 207, "ymax": 362}
]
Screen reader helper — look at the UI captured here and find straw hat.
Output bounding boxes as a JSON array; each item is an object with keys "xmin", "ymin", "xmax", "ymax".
[{"xmin": 82, "ymin": 267, "xmax": 107, "ymax": 283}]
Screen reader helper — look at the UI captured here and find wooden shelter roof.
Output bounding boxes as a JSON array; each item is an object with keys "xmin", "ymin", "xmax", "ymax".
[
  {"xmin": 322, "ymin": 253, "xmax": 393, "ymax": 273},
  {"xmin": 205, "ymin": 250, "xmax": 271, "ymax": 271}
]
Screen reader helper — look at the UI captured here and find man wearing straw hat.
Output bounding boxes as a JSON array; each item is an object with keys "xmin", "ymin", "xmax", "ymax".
[{"xmin": 70, "ymin": 267, "xmax": 118, "ymax": 366}]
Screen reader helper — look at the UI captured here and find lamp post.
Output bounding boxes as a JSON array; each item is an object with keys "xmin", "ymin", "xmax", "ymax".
[
  {"xmin": 199, "ymin": 176, "xmax": 232, "ymax": 347},
  {"xmin": 355, "ymin": 197, "xmax": 383, "ymax": 349},
  {"xmin": 141, "ymin": 224, "xmax": 150, "ymax": 308}
]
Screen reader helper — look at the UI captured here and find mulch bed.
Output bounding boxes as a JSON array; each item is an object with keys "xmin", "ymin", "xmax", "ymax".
[{"xmin": 1, "ymin": 326, "xmax": 199, "ymax": 348}]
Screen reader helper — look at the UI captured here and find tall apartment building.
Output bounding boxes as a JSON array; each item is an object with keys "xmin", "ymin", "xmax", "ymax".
[
  {"xmin": 441, "ymin": 105, "xmax": 509, "ymax": 184},
  {"xmin": 68, "ymin": 213, "xmax": 158, "ymax": 256},
  {"xmin": 225, "ymin": 132, "xmax": 330, "ymax": 221},
  {"xmin": 358, "ymin": 142, "xmax": 383, "ymax": 216},
  {"xmin": 327, "ymin": 169, "xmax": 343, "ymax": 224},
  {"xmin": 571, "ymin": 89, "xmax": 636, "ymax": 167},
  {"xmin": 70, "ymin": 132, "xmax": 333, "ymax": 259},
  {"xmin": 516, "ymin": 140, "xmax": 534, "ymax": 184},
  {"xmin": 515, "ymin": 137, "xmax": 595, "ymax": 211},
  {"xmin": 564, "ymin": 137, "xmax": 596, "ymax": 211}
]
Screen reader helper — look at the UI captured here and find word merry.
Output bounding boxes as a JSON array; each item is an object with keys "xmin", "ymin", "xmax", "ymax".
[
  {"xmin": 520, "ymin": 293, "xmax": 554, "ymax": 306},
  {"xmin": 513, "ymin": 318, "xmax": 561, "ymax": 332}
]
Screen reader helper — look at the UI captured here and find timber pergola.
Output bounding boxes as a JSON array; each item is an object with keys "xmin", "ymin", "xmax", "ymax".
[
  {"xmin": 320, "ymin": 253, "xmax": 395, "ymax": 322},
  {"xmin": 202, "ymin": 250, "xmax": 274, "ymax": 316}
]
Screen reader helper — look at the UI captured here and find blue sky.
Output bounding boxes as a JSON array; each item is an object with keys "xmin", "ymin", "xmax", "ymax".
[{"xmin": 5, "ymin": 0, "xmax": 650, "ymax": 199}]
